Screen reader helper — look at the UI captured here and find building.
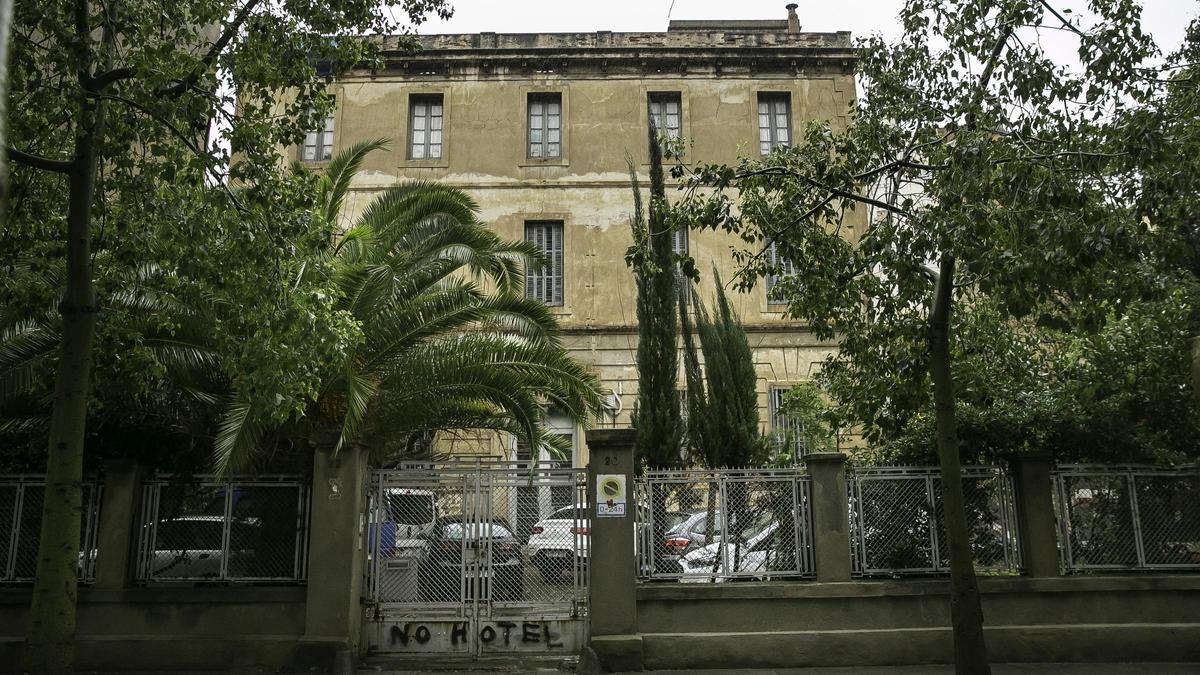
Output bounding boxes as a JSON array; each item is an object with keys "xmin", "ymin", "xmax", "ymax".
[{"xmin": 305, "ymin": 5, "xmax": 860, "ymax": 470}]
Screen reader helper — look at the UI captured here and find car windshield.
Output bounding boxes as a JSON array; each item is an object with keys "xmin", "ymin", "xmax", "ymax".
[
  {"xmin": 440, "ymin": 521, "xmax": 513, "ymax": 540},
  {"xmin": 387, "ymin": 493, "xmax": 435, "ymax": 526}
]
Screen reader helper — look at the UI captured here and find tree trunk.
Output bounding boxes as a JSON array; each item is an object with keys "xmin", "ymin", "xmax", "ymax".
[
  {"xmin": 927, "ymin": 254, "xmax": 990, "ymax": 674},
  {"xmin": 24, "ymin": 21, "xmax": 104, "ymax": 671}
]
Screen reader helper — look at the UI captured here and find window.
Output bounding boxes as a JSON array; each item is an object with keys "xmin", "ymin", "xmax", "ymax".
[
  {"xmin": 408, "ymin": 94, "xmax": 444, "ymax": 160},
  {"xmin": 528, "ymin": 93, "xmax": 562, "ymax": 159},
  {"xmin": 769, "ymin": 386, "xmax": 806, "ymax": 460},
  {"xmin": 301, "ymin": 110, "xmax": 335, "ymax": 161},
  {"xmin": 671, "ymin": 226, "xmax": 689, "ymax": 256},
  {"xmin": 765, "ymin": 241, "xmax": 796, "ymax": 305},
  {"xmin": 525, "ymin": 221, "xmax": 564, "ymax": 306},
  {"xmin": 757, "ymin": 92, "xmax": 791, "ymax": 155},
  {"xmin": 648, "ymin": 92, "xmax": 683, "ymax": 157}
]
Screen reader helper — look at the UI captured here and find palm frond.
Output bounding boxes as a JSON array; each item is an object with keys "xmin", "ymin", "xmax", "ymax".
[
  {"xmin": 321, "ymin": 138, "xmax": 391, "ymax": 228},
  {"xmin": 212, "ymin": 392, "xmax": 269, "ymax": 476}
]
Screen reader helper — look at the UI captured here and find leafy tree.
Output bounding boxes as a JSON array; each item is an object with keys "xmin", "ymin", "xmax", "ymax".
[
  {"xmin": 5, "ymin": 0, "xmax": 450, "ymax": 669},
  {"xmin": 857, "ymin": 293, "xmax": 1200, "ymax": 467},
  {"xmin": 626, "ymin": 122, "xmax": 683, "ymax": 471},
  {"xmin": 675, "ymin": 1, "xmax": 1161, "ymax": 670},
  {"xmin": 215, "ymin": 140, "xmax": 607, "ymax": 471}
]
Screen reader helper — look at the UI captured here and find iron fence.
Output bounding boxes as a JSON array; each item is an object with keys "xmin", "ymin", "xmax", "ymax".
[
  {"xmin": 635, "ymin": 468, "xmax": 814, "ymax": 581},
  {"xmin": 0, "ymin": 475, "xmax": 102, "ymax": 583},
  {"xmin": 136, "ymin": 475, "xmax": 310, "ymax": 582},
  {"xmin": 1053, "ymin": 465, "xmax": 1200, "ymax": 572},
  {"xmin": 365, "ymin": 461, "xmax": 589, "ymax": 616},
  {"xmin": 849, "ymin": 466, "xmax": 1020, "ymax": 576}
]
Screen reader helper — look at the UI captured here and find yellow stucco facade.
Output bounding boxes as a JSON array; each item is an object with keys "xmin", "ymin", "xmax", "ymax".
[{"xmin": 316, "ymin": 15, "xmax": 859, "ymax": 467}]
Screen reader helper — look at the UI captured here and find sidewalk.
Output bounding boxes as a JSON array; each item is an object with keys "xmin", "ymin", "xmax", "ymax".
[{"xmin": 358, "ymin": 664, "xmax": 1200, "ymax": 675}]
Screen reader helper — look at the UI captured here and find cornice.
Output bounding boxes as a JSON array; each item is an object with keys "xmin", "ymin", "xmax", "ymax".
[{"xmin": 353, "ymin": 31, "xmax": 858, "ymax": 80}]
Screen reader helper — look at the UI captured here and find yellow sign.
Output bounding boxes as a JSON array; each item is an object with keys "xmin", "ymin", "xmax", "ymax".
[{"xmin": 596, "ymin": 474, "xmax": 627, "ymax": 517}]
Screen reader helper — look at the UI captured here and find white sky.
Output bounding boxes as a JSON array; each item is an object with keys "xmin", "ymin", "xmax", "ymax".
[{"xmin": 412, "ymin": 0, "xmax": 1196, "ymax": 58}]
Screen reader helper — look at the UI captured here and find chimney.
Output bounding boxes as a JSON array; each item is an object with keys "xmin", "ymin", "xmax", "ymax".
[{"xmin": 786, "ymin": 3, "xmax": 800, "ymax": 32}]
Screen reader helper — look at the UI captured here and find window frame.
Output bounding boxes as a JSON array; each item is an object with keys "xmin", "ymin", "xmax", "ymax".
[
  {"xmin": 524, "ymin": 220, "xmax": 565, "ymax": 307},
  {"xmin": 527, "ymin": 93, "xmax": 563, "ymax": 160},
  {"xmin": 757, "ymin": 92, "xmax": 792, "ymax": 156},
  {"xmin": 769, "ymin": 385, "xmax": 806, "ymax": 460},
  {"xmin": 648, "ymin": 91, "xmax": 684, "ymax": 158},
  {"xmin": 299, "ymin": 110, "xmax": 335, "ymax": 162},
  {"xmin": 407, "ymin": 93, "xmax": 445, "ymax": 161},
  {"xmin": 765, "ymin": 240, "xmax": 796, "ymax": 306}
]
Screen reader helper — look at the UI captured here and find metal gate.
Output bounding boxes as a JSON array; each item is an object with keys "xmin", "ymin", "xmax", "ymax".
[{"xmin": 364, "ymin": 462, "xmax": 588, "ymax": 656}]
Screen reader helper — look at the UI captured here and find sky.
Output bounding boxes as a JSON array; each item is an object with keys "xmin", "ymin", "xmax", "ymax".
[{"xmin": 409, "ymin": 0, "xmax": 1195, "ymax": 58}]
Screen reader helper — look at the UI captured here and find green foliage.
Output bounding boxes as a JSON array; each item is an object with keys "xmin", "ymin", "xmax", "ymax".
[
  {"xmin": 870, "ymin": 292, "xmax": 1200, "ymax": 466},
  {"xmin": 627, "ymin": 123, "xmax": 683, "ymax": 470},
  {"xmin": 3, "ymin": 0, "xmax": 455, "ymax": 474},
  {"xmin": 775, "ymin": 381, "xmax": 836, "ymax": 460}
]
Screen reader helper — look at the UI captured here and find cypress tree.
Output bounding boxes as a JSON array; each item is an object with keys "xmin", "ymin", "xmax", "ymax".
[{"xmin": 626, "ymin": 120, "xmax": 682, "ymax": 471}]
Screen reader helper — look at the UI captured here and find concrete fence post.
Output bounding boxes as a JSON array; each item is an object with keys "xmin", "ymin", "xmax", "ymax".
[
  {"xmin": 93, "ymin": 459, "xmax": 145, "ymax": 590},
  {"xmin": 583, "ymin": 427, "xmax": 642, "ymax": 672},
  {"xmin": 288, "ymin": 446, "xmax": 369, "ymax": 674},
  {"xmin": 1008, "ymin": 451, "xmax": 1061, "ymax": 577},
  {"xmin": 804, "ymin": 452, "xmax": 852, "ymax": 582}
]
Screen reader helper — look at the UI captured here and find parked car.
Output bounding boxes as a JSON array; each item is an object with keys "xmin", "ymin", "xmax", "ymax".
[
  {"xmin": 660, "ymin": 509, "xmax": 725, "ymax": 569},
  {"xmin": 417, "ymin": 516, "xmax": 524, "ymax": 602},
  {"xmin": 140, "ymin": 515, "xmax": 262, "ymax": 579},
  {"xmin": 528, "ymin": 503, "xmax": 668, "ymax": 582},
  {"xmin": 527, "ymin": 504, "xmax": 589, "ymax": 581},
  {"xmin": 678, "ymin": 519, "xmax": 781, "ymax": 580}
]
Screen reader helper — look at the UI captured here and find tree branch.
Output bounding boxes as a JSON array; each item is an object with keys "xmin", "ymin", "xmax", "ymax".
[
  {"xmin": 88, "ymin": 66, "xmax": 136, "ymax": 91},
  {"xmin": 736, "ymin": 167, "xmax": 915, "ymax": 218},
  {"xmin": 7, "ymin": 147, "xmax": 74, "ymax": 173},
  {"xmin": 154, "ymin": 0, "xmax": 262, "ymax": 98},
  {"xmin": 993, "ymin": 150, "xmax": 1127, "ymax": 164}
]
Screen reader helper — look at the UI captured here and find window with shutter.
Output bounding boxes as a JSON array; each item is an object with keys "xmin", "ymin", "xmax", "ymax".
[
  {"xmin": 765, "ymin": 240, "xmax": 796, "ymax": 305},
  {"xmin": 757, "ymin": 92, "xmax": 792, "ymax": 155},
  {"xmin": 648, "ymin": 92, "xmax": 683, "ymax": 157},
  {"xmin": 524, "ymin": 221, "xmax": 564, "ymax": 306},
  {"xmin": 769, "ymin": 386, "xmax": 806, "ymax": 460},
  {"xmin": 300, "ymin": 109, "xmax": 335, "ymax": 161},
  {"xmin": 528, "ymin": 93, "xmax": 562, "ymax": 159},
  {"xmin": 408, "ymin": 94, "xmax": 444, "ymax": 160}
]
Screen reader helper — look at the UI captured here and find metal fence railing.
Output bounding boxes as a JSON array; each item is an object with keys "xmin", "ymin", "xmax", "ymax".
[
  {"xmin": 136, "ymin": 476, "xmax": 310, "ymax": 583},
  {"xmin": 365, "ymin": 462, "xmax": 589, "ymax": 616},
  {"xmin": 636, "ymin": 468, "xmax": 814, "ymax": 581},
  {"xmin": 1054, "ymin": 465, "xmax": 1200, "ymax": 572},
  {"xmin": 0, "ymin": 475, "xmax": 102, "ymax": 583},
  {"xmin": 849, "ymin": 466, "xmax": 1020, "ymax": 576}
]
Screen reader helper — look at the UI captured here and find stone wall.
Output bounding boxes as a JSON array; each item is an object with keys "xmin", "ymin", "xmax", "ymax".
[{"xmin": 0, "ymin": 587, "xmax": 306, "ymax": 672}]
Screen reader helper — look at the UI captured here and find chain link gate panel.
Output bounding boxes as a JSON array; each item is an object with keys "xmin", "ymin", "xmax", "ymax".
[
  {"xmin": 635, "ymin": 468, "xmax": 814, "ymax": 581},
  {"xmin": 365, "ymin": 463, "xmax": 588, "ymax": 656},
  {"xmin": 1054, "ymin": 465, "xmax": 1200, "ymax": 572},
  {"xmin": 849, "ymin": 466, "xmax": 1020, "ymax": 576}
]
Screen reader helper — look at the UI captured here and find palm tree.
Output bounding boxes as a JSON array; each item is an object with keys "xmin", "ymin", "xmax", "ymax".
[{"xmin": 214, "ymin": 140, "xmax": 606, "ymax": 472}]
